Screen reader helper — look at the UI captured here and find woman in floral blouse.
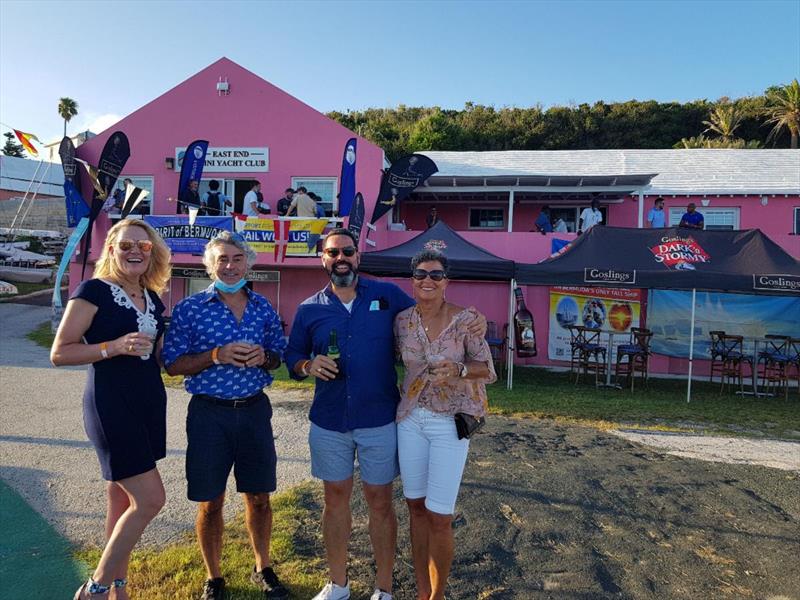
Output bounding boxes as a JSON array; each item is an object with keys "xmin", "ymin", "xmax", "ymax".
[{"xmin": 394, "ymin": 249, "xmax": 496, "ymax": 600}]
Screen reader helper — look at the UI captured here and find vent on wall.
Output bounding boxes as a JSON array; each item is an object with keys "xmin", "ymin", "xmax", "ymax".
[{"xmin": 216, "ymin": 77, "xmax": 230, "ymax": 96}]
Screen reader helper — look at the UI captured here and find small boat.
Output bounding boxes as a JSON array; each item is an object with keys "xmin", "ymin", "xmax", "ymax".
[
  {"xmin": 0, "ymin": 280, "xmax": 19, "ymax": 295},
  {"xmin": 0, "ymin": 265, "xmax": 53, "ymax": 283}
]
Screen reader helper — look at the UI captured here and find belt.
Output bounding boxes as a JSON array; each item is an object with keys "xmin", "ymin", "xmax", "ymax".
[{"xmin": 194, "ymin": 392, "xmax": 264, "ymax": 408}]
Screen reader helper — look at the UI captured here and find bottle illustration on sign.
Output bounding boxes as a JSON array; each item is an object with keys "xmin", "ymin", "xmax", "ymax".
[
  {"xmin": 514, "ymin": 287, "xmax": 537, "ymax": 358},
  {"xmin": 328, "ymin": 329, "xmax": 344, "ymax": 379}
]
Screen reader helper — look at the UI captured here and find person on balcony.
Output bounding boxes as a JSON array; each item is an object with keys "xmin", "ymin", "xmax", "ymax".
[
  {"xmin": 243, "ymin": 181, "xmax": 270, "ymax": 217},
  {"xmin": 202, "ymin": 179, "xmax": 232, "ymax": 216},
  {"xmin": 426, "ymin": 206, "xmax": 440, "ymax": 229},
  {"xmin": 534, "ymin": 206, "xmax": 553, "ymax": 234},
  {"xmin": 287, "ymin": 186, "xmax": 319, "ymax": 217},
  {"xmin": 647, "ymin": 197, "xmax": 666, "ymax": 228},
  {"xmin": 578, "ymin": 198, "xmax": 603, "ymax": 234},
  {"xmin": 276, "ymin": 188, "xmax": 294, "ymax": 216},
  {"xmin": 679, "ymin": 202, "xmax": 704, "ymax": 230},
  {"xmin": 179, "ymin": 179, "xmax": 203, "ymax": 215}
]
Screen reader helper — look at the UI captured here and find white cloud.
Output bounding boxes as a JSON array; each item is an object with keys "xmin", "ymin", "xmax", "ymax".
[{"xmin": 77, "ymin": 112, "xmax": 122, "ymax": 136}]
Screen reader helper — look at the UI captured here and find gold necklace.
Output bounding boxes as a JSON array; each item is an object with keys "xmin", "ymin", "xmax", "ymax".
[{"xmin": 418, "ymin": 303, "xmax": 446, "ymax": 332}]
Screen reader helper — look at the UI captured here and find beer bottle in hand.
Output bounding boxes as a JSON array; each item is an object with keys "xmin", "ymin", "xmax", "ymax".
[
  {"xmin": 514, "ymin": 288, "xmax": 537, "ymax": 357},
  {"xmin": 328, "ymin": 329, "xmax": 344, "ymax": 379}
]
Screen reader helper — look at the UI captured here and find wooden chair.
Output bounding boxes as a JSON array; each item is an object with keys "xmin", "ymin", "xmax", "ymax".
[
  {"xmin": 708, "ymin": 330, "xmax": 726, "ymax": 384},
  {"xmin": 566, "ymin": 325, "xmax": 586, "ymax": 378},
  {"xmin": 719, "ymin": 334, "xmax": 753, "ymax": 395},
  {"xmin": 758, "ymin": 335, "xmax": 791, "ymax": 400},
  {"xmin": 574, "ymin": 326, "xmax": 607, "ymax": 386},
  {"xmin": 614, "ymin": 327, "xmax": 653, "ymax": 391},
  {"xmin": 485, "ymin": 321, "xmax": 508, "ymax": 377}
]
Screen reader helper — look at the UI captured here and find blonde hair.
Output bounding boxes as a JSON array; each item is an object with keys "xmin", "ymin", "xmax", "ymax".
[{"xmin": 93, "ymin": 220, "xmax": 172, "ymax": 294}]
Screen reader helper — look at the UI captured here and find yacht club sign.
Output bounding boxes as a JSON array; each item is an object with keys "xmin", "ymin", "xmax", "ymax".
[{"xmin": 175, "ymin": 147, "xmax": 269, "ymax": 172}]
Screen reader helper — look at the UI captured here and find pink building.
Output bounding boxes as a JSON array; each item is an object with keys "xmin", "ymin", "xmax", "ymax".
[{"xmin": 72, "ymin": 58, "xmax": 800, "ymax": 376}]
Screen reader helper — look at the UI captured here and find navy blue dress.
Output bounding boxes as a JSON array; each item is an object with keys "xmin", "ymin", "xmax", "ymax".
[{"xmin": 72, "ymin": 279, "xmax": 167, "ymax": 481}]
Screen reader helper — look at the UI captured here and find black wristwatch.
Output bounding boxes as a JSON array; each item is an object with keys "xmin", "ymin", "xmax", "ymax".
[{"xmin": 260, "ymin": 350, "xmax": 282, "ymax": 372}]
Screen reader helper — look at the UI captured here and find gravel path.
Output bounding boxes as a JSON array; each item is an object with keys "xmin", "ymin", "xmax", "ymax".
[{"xmin": 0, "ymin": 303, "xmax": 312, "ymax": 547}]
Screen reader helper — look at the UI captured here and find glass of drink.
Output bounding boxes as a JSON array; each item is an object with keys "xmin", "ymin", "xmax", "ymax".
[
  {"xmin": 139, "ymin": 323, "xmax": 158, "ymax": 361},
  {"xmin": 427, "ymin": 353, "xmax": 446, "ymax": 378}
]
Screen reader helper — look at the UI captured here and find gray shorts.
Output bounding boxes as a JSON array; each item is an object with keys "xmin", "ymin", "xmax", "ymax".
[{"xmin": 309, "ymin": 421, "xmax": 399, "ymax": 485}]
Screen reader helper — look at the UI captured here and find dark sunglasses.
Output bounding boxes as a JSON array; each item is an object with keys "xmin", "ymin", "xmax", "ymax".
[
  {"xmin": 117, "ymin": 239, "xmax": 153, "ymax": 252},
  {"xmin": 412, "ymin": 269, "xmax": 446, "ymax": 282},
  {"xmin": 323, "ymin": 246, "xmax": 357, "ymax": 258}
]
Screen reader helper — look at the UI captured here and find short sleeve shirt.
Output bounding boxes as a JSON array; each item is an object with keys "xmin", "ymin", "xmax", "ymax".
[
  {"xmin": 243, "ymin": 190, "xmax": 260, "ymax": 217},
  {"xmin": 580, "ymin": 208, "xmax": 602, "ymax": 231},
  {"xmin": 680, "ymin": 211, "xmax": 704, "ymax": 228},
  {"xmin": 647, "ymin": 207, "xmax": 666, "ymax": 227},
  {"xmin": 162, "ymin": 285, "xmax": 286, "ymax": 399}
]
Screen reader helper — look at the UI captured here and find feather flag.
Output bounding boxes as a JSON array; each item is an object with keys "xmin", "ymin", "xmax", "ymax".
[
  {"xmin": 338, "ymin": 138, "xmax": 357, "ymax": 216},
  {"xmin": 59, "ymin": 136, "xmax": 90, "ymax": 227},
  {"xmin": 121, "ymin": 182, "xmax": 149, "ymax": 218},
  {"xmin": 13, "ymin": 129, "xmax": 40, "ymax": 157},
  {"xmin": 369, "ymin": 154, "xmax": 437, "ymax": 225}
]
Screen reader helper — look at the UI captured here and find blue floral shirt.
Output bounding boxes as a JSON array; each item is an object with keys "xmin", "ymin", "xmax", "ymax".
[{"xmin": 163, "ymin": 285, "xmax": 286, "ymax": 399}]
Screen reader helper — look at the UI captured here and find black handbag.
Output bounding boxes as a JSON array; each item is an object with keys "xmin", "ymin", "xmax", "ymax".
[{"xmin": 454, "ymin": 412, "xmax": 485, "ymax": 440}]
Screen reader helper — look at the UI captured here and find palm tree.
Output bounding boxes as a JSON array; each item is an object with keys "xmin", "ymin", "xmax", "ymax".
[
  {"xmin": 57, "ymin": 97, "xmax": 79, "ymax": 137},
  {"xmin": 763, "ymin": 79, "xmax": 800, "ymax": 149},
  {"xmin": 702, "ymin": 103, "xmax": 743, "ymax": 141}
]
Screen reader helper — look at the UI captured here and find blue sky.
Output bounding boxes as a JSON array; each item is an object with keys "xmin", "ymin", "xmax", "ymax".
[{"xmin": 1, "ymin": 0, "xmax": 798, "ymax": 145}]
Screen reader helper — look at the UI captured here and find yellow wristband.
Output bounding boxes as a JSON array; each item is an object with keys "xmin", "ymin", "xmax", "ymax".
[
  {"xmin": 301, "ymin": 360, "xmax": 312, "ymax": 376},
  {"xmin": 211, "ymin": 347, "xmax": 221, "ymax": 365},
  {"xmin": 100, "ymin": 342, "xmax": 109, "ymax": 359}
]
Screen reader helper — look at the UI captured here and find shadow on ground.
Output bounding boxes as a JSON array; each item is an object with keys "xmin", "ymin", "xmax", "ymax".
[{"xmin": 290, "ymin": 416, "xmax": 800, "ymax": 599}]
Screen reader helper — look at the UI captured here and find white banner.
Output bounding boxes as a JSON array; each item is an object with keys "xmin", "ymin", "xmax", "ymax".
[{"xmin": 175, "ymin": 147, "xmax": 269, "ymax": 172}]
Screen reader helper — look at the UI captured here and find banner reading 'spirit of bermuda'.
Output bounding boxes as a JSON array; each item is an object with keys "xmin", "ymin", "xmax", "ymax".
[
  {"xmin": 144, "ymin": 216, "xmax": 231, "ymax": 254},
  {"xmin": 241, "ymin": 218, "xmax": 328, "ymax": 256}
]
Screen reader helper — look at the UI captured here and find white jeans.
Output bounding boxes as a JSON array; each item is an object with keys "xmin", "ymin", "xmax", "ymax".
[{"xmin": 397, "ymin": 407, "xmax": 470, "ymax": 515}]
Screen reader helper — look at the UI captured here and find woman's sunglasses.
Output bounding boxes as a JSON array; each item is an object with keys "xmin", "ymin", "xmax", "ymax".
[
  {"xmin": 412, "ymin": 269, "xmax": 447, "ymax": 282},
  {"xmin": 117, "ymin": 239, "xmax": 153, "ymax": 252},
  {"xmin": 323, "ymin": 246, "xmax": 357, "ymax": 258}
]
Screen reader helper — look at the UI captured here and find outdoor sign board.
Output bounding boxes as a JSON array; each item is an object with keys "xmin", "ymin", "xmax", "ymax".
[{"xmin": 175, "ymin": 147, "xmax": 269, "ymax": 172}]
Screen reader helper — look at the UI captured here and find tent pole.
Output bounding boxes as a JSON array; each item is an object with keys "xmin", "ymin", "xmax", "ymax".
[
  {"xmin": 507, "ymin": 279, "xmax": 515, "ymax": 390},
  {"xmin": 686, "ymin": 288, "xmax": 696, "ymax": 403}
]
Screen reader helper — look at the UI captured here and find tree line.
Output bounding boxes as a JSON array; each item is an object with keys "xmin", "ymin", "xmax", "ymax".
[{"xmin": 327, "ymin": 81, "xmax": 799, "ymax": 162}]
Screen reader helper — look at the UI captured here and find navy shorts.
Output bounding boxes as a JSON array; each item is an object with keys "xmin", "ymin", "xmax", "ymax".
[{"xmin": 185, "ymin": 392, "xmax": 277, "ymax": 502}]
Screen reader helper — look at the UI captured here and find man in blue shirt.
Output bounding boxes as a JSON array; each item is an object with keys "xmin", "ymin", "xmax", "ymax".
[
  {"xmin": 647, "ymin": 197, "xmax": 666, "ymax": 228},
  {"xmin": 163, "ymin": 232, "xmax": 289, "ymax": 600},
  {"xmin": 679, "ymin": 202, "xmax": 704, "ymax": 230},
  {"xmin": 534, "ymin": 206, "xmax": 553, "ymax": 233},
  {"xmin": 286, "ymin": 229, "xmax": 485, "ymax": 600}
]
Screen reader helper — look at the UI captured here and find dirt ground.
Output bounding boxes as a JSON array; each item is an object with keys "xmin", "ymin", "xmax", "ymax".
[{"xmin": 291, "ymin": 415, "xmax": 800, "ymax": 600}]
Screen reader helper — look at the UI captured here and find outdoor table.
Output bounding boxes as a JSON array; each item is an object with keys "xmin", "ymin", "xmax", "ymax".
[
  {"xmin": 596, "ymin": 329, "xmax": 629, "ymax": 389},
  {"xmin": 736, "ymin": 336, "xmax": 778, "ymax": 398}
]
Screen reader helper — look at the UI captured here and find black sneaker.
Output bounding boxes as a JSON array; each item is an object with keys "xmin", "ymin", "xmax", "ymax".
[
  {"xmin": 251, "ymin": 565, "xmax": 289, "ymax": 599},
  {"xmin": 201, "ymin": 577, "xmax": 226, "ymax": 600}
]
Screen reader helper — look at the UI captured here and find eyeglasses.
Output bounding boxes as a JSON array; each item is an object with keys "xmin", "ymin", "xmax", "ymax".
[
  {"xmin": 412, "ymin": 269, "xmax": 446, "ymax": 281},
  {"xmin": 323, "ymin": 246, "xmax": 356, "ymax": 258},
  {"xmin": 117, "ymin": 239, "xmax": 153, "ymax": 252}
]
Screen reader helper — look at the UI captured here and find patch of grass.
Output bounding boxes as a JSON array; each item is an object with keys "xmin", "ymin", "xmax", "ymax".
[
  {"xmin": 487, "ymin": 366, "xmax": 800, "ymax": 439},
  {"xmin": 26, "ymin": 321, "xmax": 55, "ymax": 348},
  {"xmin": 75, "ymin": 484, "xmax": 327, "ymax": 599},
  {"xmin": 0, "ymin": 281, "xmax": 54, "ymax": 299}
]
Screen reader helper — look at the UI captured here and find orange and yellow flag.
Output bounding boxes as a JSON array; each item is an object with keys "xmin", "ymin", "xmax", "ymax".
[{"xmin": 13, "ymin": 129, "xmax": 41, "ymax": 157}]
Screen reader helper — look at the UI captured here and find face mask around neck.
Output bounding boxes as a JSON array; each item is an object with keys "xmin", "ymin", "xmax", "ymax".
[{"xmin": 214, "ymin": 278, "xmax": 247, "ymax": 294}]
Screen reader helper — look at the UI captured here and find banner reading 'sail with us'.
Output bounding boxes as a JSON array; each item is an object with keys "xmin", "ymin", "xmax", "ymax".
[{"xmin": 241, "ymin": 218, "xmax": 328, "ymax": 256}]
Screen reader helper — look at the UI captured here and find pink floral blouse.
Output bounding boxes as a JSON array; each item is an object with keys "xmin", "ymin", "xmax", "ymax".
[{"xmin": 394, "ymin": 306, "xmax": 497, "ymax": 422}]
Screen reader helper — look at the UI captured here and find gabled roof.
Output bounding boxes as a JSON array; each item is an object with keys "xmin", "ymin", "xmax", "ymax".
[{"xmin": 419, "ymin": 149, "xmax": 800, "ymax": 195}]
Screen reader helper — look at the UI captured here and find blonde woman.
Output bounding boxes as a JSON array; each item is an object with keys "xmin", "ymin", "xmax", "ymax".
[{"xmin": 51, "ymin": 219, "xmax": 171, "ymax": 600}]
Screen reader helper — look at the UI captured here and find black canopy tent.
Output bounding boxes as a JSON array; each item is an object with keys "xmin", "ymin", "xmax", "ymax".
[
  {"xmin": 514, "ymin": 226, "xmax": 800, "ymax": 399},
  {"xmin": 359, "ymin": 221, "xmax": 515, "ymax": 281}
]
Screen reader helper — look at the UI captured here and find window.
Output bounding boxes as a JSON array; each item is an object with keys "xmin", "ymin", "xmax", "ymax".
[
  {"xmin": 794, "ymin": 207, "xmax": 800, "ymax": 234},
  {"xmin": 112, "ymin": 176, "xmax": 154, "ymax": 215},
  {"xmin": 469, "ymin": 208, "xmax": 505, "ymax": 229},
  {"xmin": 669, "ymin": 207, "xmax": 739, "ymax": 230},
  {"xmin": 291, "ymin": 177, "xmax": 338, "ymax": 216}
]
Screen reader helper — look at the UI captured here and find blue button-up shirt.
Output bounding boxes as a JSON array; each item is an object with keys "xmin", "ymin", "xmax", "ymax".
[
  {"xmin": 647, "ymin": 207, "xmax": 666, "ymax": 227},
  {"xmin": 286, "ymin": 277, "xmax": 415, "ymax": 433},
  {"xmin": 163, "ymin": 285, "xmax": 286, "ymax": 399}
]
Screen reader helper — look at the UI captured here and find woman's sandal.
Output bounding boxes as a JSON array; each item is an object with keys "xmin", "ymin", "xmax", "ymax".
[{"xmin": 73, "ymin": 579, "xmax": 110, "ymax": 599}]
